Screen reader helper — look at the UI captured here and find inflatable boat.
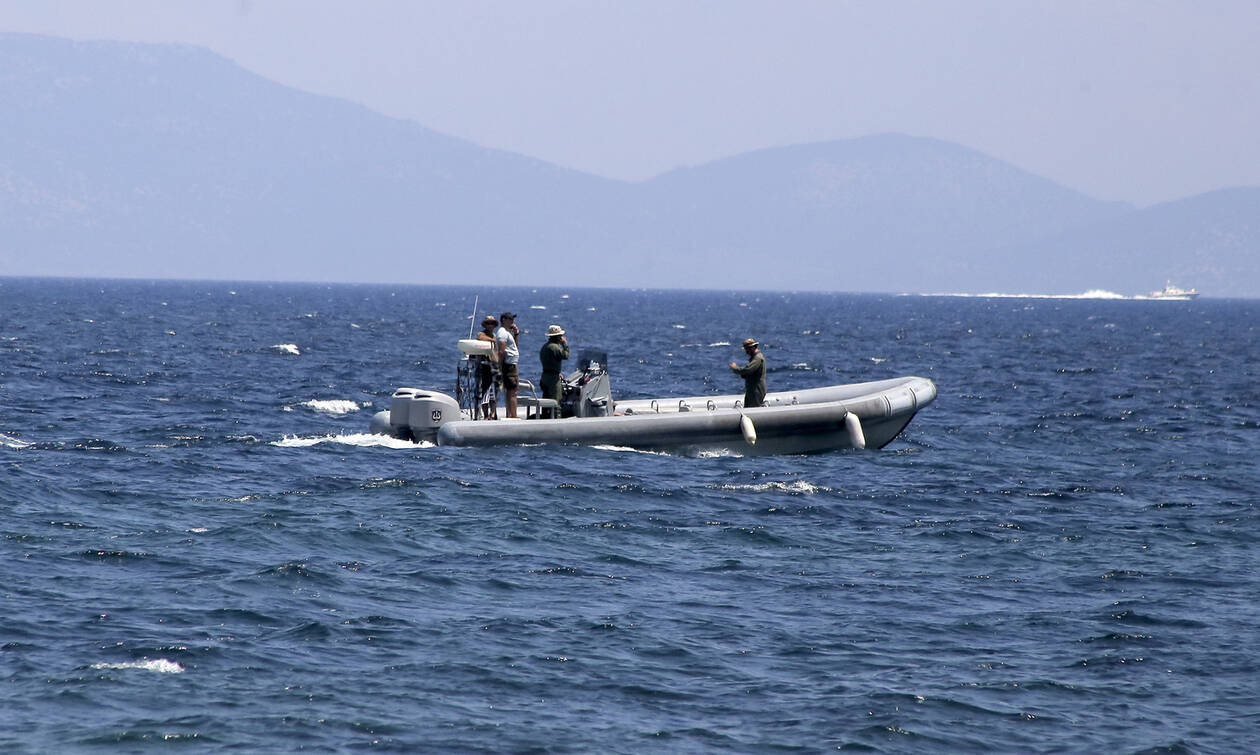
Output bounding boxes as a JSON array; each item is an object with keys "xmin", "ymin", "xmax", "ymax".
[{"xmin": 369, "ymin": 340, "xmax": 936, "ymax": 456}]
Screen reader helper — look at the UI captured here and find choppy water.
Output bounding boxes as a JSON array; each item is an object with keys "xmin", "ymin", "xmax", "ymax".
[{"xmin": 2, "ymin": 278, "xmax": 1258, "ymax": 753}]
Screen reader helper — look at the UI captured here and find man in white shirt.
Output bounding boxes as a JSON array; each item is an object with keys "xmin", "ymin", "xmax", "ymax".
[{"xmin": 494, "ymin": 312, "xmax": 521, "ymax": 418}]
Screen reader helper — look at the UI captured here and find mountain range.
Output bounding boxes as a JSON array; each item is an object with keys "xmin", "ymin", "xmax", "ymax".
[{"xmin": 2, "ymin": 32, "xmax": 1256, "ymax": 296}]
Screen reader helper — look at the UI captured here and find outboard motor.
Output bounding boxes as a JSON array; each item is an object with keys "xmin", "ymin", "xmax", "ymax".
[
  {"xmin": 379, "ymin": 387, "xmax": 459, "ymax": 442},
  {"xmin": 561, "ymin": 349, "xmax": 614, "ymax": 418}
]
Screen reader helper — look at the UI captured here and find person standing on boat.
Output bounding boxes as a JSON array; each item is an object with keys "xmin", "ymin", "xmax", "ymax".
[
  {"xmin": 475, "ymin": 316, "xmax": 500, "ymax": 419},
  {"xmin": 473, "ymin": 312, "xmax": 498, "ymax": 418},
  {"xmin": 538, "ymin": 324, "xmax": 569, "ymax": 401},
  {"xmin": 729, "ymin": 338, "xmax": 766, "ymax": 408},
  {"xmin": 494, "ymin": 312, "xmax": 521, "ymax": 419}
]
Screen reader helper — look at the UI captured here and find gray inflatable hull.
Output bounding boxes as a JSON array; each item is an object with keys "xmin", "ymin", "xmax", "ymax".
[{"xmin": 434, "ymin": 376, "xmax": 936, "ymax": 455}]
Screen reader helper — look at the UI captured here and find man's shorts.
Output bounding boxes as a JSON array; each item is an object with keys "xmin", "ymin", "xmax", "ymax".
[{"xmin": 501, "ymin": 363, "xmax": 519, "ymax": 390}]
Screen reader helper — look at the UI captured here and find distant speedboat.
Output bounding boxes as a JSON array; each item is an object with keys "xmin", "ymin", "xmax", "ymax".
[{"xmin": 1146, "ymin": 282, "xmax": 1199, "ymax": 300}]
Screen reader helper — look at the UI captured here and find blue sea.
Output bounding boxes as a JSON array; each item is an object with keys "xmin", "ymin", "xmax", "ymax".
[{"xmin": 2, "ymin": 278, "xmax": 1257, "ymax": 753}]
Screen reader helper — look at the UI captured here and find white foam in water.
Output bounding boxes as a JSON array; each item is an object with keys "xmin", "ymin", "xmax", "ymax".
[
  {"xmin": 300, "ymin": 399, "xmax": 362, "ymax": 415},
  {"xmin": 695, "ymin": 448, "xmax": 745, "ymax": 458},
  {"xmin": 708, "ymin": 341, "xmax": 731, "ymax": 347},
  {"xmin": 590, "ymin": 444, "xmax": 745, "ymax": 458},
  {"xmin": 272, "ymin": 343, "xmax": 300, "ymax": 355},
  {"xmin": 0, "ymin": 433, "xmax": 33, "ymax": 449},
  {"xmin": 92, "ymin": 659, "xmax": 184, "ymax": 674},
  {"xmin": 273, "ymin": 433, "xmax": 428, "ymax": 450},
  {"xmin": 591, "ymin": 444, "xmax": 673, "ymax": 456},
  {"xmin": 713, "ymin": 480, "xmax": 828, "ymax": 493}
]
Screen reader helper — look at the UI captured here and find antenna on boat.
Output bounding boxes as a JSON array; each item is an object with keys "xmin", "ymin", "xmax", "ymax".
[{"xmin": 468, "ymin": 295, "xmax": 479, "ymax": 339}]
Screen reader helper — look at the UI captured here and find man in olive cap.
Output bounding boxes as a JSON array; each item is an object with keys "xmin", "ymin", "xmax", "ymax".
[{"xmin": 729, "ymin": 338, "xmax": 766, "ymax": 408}]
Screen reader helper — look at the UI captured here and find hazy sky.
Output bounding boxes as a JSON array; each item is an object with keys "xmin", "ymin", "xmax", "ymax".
[{"xmin": 3, "ymin": 0, "xmax": 1257, "ymax": 205}]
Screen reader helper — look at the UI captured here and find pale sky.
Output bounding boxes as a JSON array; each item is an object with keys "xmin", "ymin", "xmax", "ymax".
[{"xmin": 3, "ymin": 0, "xmax": 1257, "ymax": 206}]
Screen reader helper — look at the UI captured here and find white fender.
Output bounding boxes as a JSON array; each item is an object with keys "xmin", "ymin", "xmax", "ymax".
[
  {"xmin": 740, "ymin": 414, "xmax": 757, "ymax": 445},
  {"xmin": 844, "ymin": 411, "xmax": 866, "ymax": 449}
]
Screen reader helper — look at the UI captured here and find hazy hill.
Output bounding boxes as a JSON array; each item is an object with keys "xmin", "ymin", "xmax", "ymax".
[
  {"xmin": 1, "ymin": 33, "xmax": 1255, "ymax": 296},
  {"xmin": 0, "ymin": 33, "xmax": 624, "ymax": 281},
  {"xmin": 620, "ymin": 136, "xmax": 1131, "ymax": 291},
  {"xmin": 967, "ymin": 188, "xmax": 1260, "ymax": 296}
]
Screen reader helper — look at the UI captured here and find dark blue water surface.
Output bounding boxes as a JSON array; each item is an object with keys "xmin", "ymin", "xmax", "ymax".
[{"xmin": 2, "ymin": 278, "xmax": 1258, "ymax": 753}]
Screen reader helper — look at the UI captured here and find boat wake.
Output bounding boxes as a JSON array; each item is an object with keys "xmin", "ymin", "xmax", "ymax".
[
  {"xmin": 591, "ymin": 444, "xmax": 673, "ymax": 456},
  {"xmin": 917, "ymin": 290, "xmax": 1128, "ymax": 299},
  {"xmin": 590, "ymin": 444, "xmax": 745, "ymax": 458},
  {"xmin": 273, "ymin": 433, "xmax": 428, "ymax": 449}
]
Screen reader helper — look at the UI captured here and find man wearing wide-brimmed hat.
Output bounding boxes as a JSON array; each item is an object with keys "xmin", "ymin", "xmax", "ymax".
[
  {"xmin": 729, "ymin": 337, "xmax": 766, "ymax": 408},
  {"xmin": 538, "ymin": 324, "xmax": 569, "ymax": 401},
  {"xmin": 475, "ymin": 316, "xmax": 500, "ymax": 419}
]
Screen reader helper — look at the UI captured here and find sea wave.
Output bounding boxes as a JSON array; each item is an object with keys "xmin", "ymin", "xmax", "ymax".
[
  {"xmin": 0, "ymin": 432, "xmax": 32, "ymax": 449},
  {"xmin": 299, "ymin": 399, "xmax": 362, "ymax": 415},
  {"xmin": 90, "ymin": 659, "xmax": 184, "ymax": 674},
  {"xmin": 271, "ymin": 343, "xmax": 300, "ymax": 355},
  {"xmin": 710, "ymin": 480, "xmax": 829, "ymax": 493}
]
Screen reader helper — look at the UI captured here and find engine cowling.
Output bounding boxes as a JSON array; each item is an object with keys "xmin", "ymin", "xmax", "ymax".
[{"xmin": 383, "ymin": 388, "xmax": 460, "ymax": 442}]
